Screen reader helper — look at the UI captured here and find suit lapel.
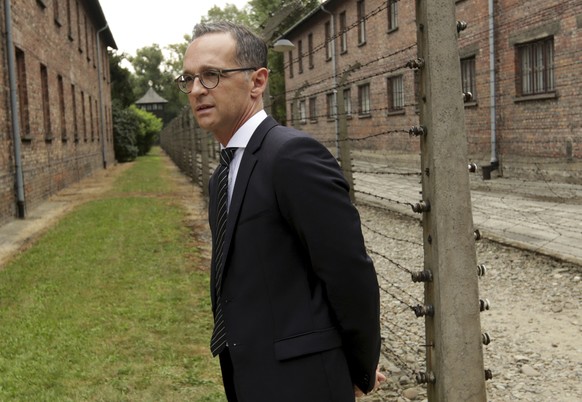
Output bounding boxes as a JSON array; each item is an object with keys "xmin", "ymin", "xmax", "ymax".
[{"xmin": 215, "ymin": 116, "xmax": 279, "ymax": 290}]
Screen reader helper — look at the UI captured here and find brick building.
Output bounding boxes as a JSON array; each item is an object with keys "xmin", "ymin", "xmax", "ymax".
[
  {"xmin": 279, "ymin": 0, "xmax": 582, "ymax": 182},
  {"xmin": 0, "ymin": 0, "xmax": 116, "ymax": 225}
]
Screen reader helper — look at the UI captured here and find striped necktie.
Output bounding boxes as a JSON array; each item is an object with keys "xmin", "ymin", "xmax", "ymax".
[{"xmin": 210, "ymin": 147, "xmax": 236, "ymax": 356}]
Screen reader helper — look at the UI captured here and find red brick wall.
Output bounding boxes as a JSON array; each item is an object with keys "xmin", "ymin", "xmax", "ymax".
[
  {"xmin": 282, "ymin": 0, "xmax": 582, "ymax": 181},
  {"xmin": 0, "ymin": 0, "xmax": 115, "ymax": 225}
]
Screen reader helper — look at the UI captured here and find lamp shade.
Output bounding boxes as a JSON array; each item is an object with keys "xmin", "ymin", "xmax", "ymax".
[{"xmin": 273, "ymin": 38, "xmax": 295, "ymax": 52}]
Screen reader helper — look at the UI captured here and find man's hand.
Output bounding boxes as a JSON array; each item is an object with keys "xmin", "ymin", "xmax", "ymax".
[{"xmin": 354, "ymin": 366, "xmax": 387, "ymax": 397}]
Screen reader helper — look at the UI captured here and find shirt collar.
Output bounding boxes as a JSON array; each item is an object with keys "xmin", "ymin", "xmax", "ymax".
[{"xmin": 225, "ymin": 110, "xmax": 268, "ymax": 149}]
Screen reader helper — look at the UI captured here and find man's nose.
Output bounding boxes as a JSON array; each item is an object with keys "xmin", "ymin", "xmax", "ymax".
[{"xmin": 189, "ymin": 76, "xmax": 208, "ymax": 96}]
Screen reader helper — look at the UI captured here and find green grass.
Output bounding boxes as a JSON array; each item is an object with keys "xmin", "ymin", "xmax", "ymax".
[{"xmin": 0, "ymin": 149, "xmax": 226, "ymax": 401}]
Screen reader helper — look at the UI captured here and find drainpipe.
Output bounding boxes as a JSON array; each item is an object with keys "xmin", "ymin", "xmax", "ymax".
[
  {"xmin": 96, "ymin": 23, "xmax": 108, "ymax": 169},
  {"xmin": 488, "ymin": 0, "xmax": 498, "ymax": 166},
  {"xmin": 5, "ymin": 0, "xmax": 26, "ymax": 218},
  {"xmin": 321, "ymin": 5, "xmax": 339, "ymax": 159}
]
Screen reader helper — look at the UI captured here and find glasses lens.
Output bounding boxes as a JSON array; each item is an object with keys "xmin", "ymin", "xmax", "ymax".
[
  {"xmin": 176, "ymin": 75, "xmax": 192, "ymax": 93},
  {"xmin": 200, "ymin": 70, "xmax": 220, "ymax": 89}
]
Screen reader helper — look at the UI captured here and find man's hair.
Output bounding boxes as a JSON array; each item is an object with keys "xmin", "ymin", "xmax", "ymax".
[{"xmin": 192, "ymin": 21, "xmax": 268, "ymax": 69}]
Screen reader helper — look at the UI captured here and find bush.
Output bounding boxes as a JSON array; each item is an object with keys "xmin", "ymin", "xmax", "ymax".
[
  {"xmin": 131, "ymin": 105, "xmax": 163, "ymax": 156},
  {"xmin": 113, "ymin": 104, "xmax": 162, "ymax": 162}
]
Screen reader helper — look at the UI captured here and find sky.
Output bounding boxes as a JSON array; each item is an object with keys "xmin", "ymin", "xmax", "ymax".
[{"xmin": 98, "ymin": 0, "xmax": 250, "ymax": 56}]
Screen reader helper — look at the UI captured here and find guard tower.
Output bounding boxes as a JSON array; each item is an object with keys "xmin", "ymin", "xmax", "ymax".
[{"xmin": 135, "ymin": 82, "xmax": 168, "ymax": 122}]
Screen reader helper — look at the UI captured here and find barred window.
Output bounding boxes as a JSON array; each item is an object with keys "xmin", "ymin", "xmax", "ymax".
[
  {"xmin": 357, "ymin": 0, "xmax": 366, "ymax": 45},
  {"xmin": 298, "ymin": 40, "xmax": 303, "ymax": 74},
  {"xmin": 308, "ymin": 33, "xmax": 314, "ymax": 68},
  {"xmin": 309, "ymin": 97, "xmax": 317, "ymax": 122},
  {"xmin": 387, "ymin": 75, "xmax": 404, "ymax": 111},
  {"xmin": 299, "ymin": 99, "xmax": 307, "ymax": 124},
  {"xmin": 344, "ymin": 88, "xmax": 352, "ymax": 117},
  {"xmin": 517, "ymin": 37, "xmax": 555, "ymax": 96},
  {"xmin": 387, "ymin": 0, "xmax": 398, "ymax": 31},
  {"xmin": 325, "ymin": 21, "xmax": 333, "ymax": 60},
  {"xmin": 326, "ymin": 93, "xmax": 336, "ymax": 119},
  {"xmin": 340, "ymin": 12, "xmax": 347, "ymax": 53},
  {"xmin": 358, "ymin": 83, "xmax": 371, "ymax": 116},
  {"xmin": 461, "ymin": 56, "xmax": 477, "ymax": 101}
]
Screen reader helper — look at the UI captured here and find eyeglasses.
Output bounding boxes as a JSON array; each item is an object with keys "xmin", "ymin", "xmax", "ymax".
[{"xmin": 174, "ymin": 67, "xmax": 258, "ymax": 93}]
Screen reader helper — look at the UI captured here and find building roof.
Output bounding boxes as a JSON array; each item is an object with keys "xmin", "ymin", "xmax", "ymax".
[
  {"xmin": 87, "ymin": 0, "xmax": 117, "ymax": 49},
  {"xmin": 135, "ymin": 87, "xmax": 168, "ymax": 105},
  {"xmin": 277, "ymin": 0, "xmax": 334, "ymax": 39}
]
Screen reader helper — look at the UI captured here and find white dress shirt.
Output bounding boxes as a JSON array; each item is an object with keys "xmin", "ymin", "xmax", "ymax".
[{"xmin": 223, "ymin": 110, "xmax": 268, "ymax": 210}]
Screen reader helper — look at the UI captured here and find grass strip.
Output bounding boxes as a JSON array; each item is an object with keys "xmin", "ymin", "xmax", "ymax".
[{"xmin": 0, "ymin": 149, "xmax": 225, "ymax": 401}]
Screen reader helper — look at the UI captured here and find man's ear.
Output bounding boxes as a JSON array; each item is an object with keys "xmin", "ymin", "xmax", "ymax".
[{"xmin": 250, "ymin": 67, "xmax": 269, "ymax": 99}]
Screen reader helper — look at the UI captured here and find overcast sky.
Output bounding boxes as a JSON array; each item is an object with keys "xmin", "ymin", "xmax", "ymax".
[{"xmin": 98, "ymin": 0, "xmax": 249, "ymax": 55}]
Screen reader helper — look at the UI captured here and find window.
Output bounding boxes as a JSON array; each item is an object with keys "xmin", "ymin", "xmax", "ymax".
[
  {"xmin": 89, "ymin": 95, "xmax": 94, "ymax": 141},
  {"xmin": 81, "ymin": 91, "xmax": 87, "ymax": 141},
  {"xmin": 85, "ymin": 14, "xmax": 90, "ymax": 61},
  {"xmin": 15, "ymin": 48, "xmax": 30, "ymax": 139},
  {"xmin": 516, "ymin": 37, "xmax": 555, "ymax": 96},
  {"xmin": 387, "ymin": 0, "xmax": 398, "ymax": 31},
  {"xmin": 288, "ymin": 51, "xmax": 294, "ymax": 78},
  {"xmin": 67, "ymin": 0, "xmax": 73, "ymax": 40},
  {"xmin": 76, "ymin": 1, "xmax": 82, "ymax": 52},
  {"xmin": 358, "ymin": 83, "xmax": 371, "ymax": 116},
  {"xmin": 298, "ymin": 40, "xmax": 303, "ymax": 74},
  {"xmin": 40, "ymin": 64, "xmax": 52, "ymax": 140},
  {"xmin": 309, "ymin": 97, "xmax": 317, "ymax": 122},
  {"xmin": 95, "ymin": 99, "xmax": 100, "ymax": 141},
  {"xmin": 340, "ymin": 12, "xmax": 347, "ymax": 53},
  {"xmin": 357, "ymin": 1, "xmax": 366, "ymax": 45},
  {"xmin": 325, "ymin": 21, "xmax": 333, "ymax": 60},
  {"xmin": 290, "ymin": 101, "xmax": 296, "ymax": 126},
  {"xmin": 343, "ymin": 88, "xmax": 352, "ymax": 117},
  {"xmin": 308, "ymin": 33, "xmax": 314, "ymax": 69},
  {"xmin": 58, "ymin": 75, "xmax": 66, "ymax": 140},
  {"xmin": 71, "ymin": 84, "xmax": 79, "ymax": 141},
  {"xmin": 460, "ymin": 56, "xmax": 477, "ymax": 102},
  {"xmin": 299, "ymin": 99, "xmax": 307, "ymax": 124},
  {"xmin": 326, "ymin": 93, "xmax": 336, "ymax": 119},
  {"xmin": 387, "ymin": 75, "xmax": 404, "ymax": 112},
  {"xmin": 54, "ymin": 0, "xmax": 62, "ymax": 26}
]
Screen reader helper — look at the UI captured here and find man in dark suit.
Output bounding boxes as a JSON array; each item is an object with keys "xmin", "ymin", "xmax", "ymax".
[{"xmin": 176, "ymin": 21, "xmax": 384, "ymax": 401}]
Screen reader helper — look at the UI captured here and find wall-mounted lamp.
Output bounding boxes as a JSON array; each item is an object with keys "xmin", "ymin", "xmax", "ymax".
[{"xmin": 272, "ymin": 38, "xmax": 295, "ymax": 52}]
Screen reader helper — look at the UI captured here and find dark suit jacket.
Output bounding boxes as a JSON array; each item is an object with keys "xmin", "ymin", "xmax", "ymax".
[{"xmin": 209, "ymin": 116, "xmax": 381, "ymax": 401}]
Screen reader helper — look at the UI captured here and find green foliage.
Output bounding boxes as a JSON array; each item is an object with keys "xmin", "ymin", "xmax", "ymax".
[
  {"xmin": 112, "ymin": 103, "xmax": 139, "ymax": 162},
  {"xmin": 202, "ymin": 3, "xmax": 253, "ymax": 26},
  {"xmin": 129, "ymin": 44, "xmax": 189, "ymax": 123},
  {"xmin": 109, "ymin": 50, "xmax": 136, "ymax": 108},
  {"xmin": 112, "ymin": 104, "xmax": 162, "ymax": 162},
  {"xmin": 130, "ymin": 105, "xmax": 163, "ymax": 156}
]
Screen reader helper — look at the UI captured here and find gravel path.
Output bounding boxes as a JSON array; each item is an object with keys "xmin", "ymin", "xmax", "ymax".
[{"xmin": 357, "ymin": 204, "xmax": 582, "ymax": 402}]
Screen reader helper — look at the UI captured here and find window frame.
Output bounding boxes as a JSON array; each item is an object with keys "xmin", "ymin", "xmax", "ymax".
[
  {"xmin": 387, "ymin": 75, "xmax": 405, "ymax": 114},
  {"xmin": 515, "ymin": 37, "xmax": 555, "ymax": 99},
  {"xmin": 387, "ymin": 0, "xmax": 398, "ymax": 32},
  {"xmin": 460, "ymin": 55, "xmax": 477, "ymax": 105},
  {"xmin": 358, "ymin": 82, "xmax": 371, "ymax": 117},
  {"xmin": 357, "ymin": 0, "xmax": 367, "ymax": 45}
]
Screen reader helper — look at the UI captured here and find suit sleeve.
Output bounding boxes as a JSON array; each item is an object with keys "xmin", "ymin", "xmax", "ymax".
[{"xmin": 273, "ymin": 135, "xmax": 381, "ymax": 393}]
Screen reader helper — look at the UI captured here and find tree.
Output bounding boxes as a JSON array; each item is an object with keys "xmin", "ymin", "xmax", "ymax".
[
  {"xmin": 109, "ymin": 50, "xmax": 135, "ymax": 108},
  {"xmin": 129, "ymin": 44, "xmax": 188, "ymax": 122},
  {"xmin": 202, "ymin": 3, "xmax": 252, "ymax": 26}
]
